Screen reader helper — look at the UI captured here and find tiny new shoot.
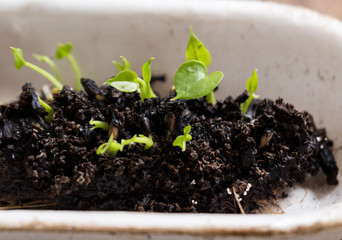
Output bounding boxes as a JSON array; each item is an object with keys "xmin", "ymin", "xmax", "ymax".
[
  {"xmin": 55, "ymin": 43, "xmax": 82, "ymax": 91},
  {"xmin": 240, "ymin": 69, "xmax": 259, "ymax": 115},
  {"xmin": 105, "ymin": 57, "xmax": 157, "ymax": 102},
  {"xmin": 112, "ymin": 56, "xmax": 131, "ymax": 72},
  {"xmin": 38, "ymin": 96, "xmax": 54, "ymax": 123},
  {"xmin": 33, "ymin": 54, "xmax": 61, "ymax": 82},
  {"xmin": 173, "ymin": 27, "xmax": 223, "ymax": 105},
  {"xmin": 89, "ymin": 119, "xmax": 109, "ymax": 131},
  {"xmin": 10, "ymin": 47, "xmax": 63, "ymax": 90},
  {"xmin": 96, "ymin": 134, "xmax": 154, "ymax": 156},
  {"xmin": 173, "ymin": 125, "xmax": 192, "ymax": 152}
]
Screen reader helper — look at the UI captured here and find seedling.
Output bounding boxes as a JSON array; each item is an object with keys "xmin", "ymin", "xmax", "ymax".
[
  {"xmin": 240, "ymin": 69, "xmax": 259, "ymax": 115},
  {"xmin": 38, "ymin": 96, "xmax": 54, "ymax": 123},
  {"xmin": 112, "ymin": 56, "xmax": 131, "ymax": 71},
  {"xmin": 33, "ymin": 54, "xmax": 61, "ymax": 82},
  {"xmin": 55, "ymin": 43, "xmax": 82, "ymax": 91},
  {"xmin": 173, "ymin": 27, "xmax": 223, "ymax": 105},
  {"xmin": 96, "ymin": 133, "xmax": 154, "ymax": 156},
  {"xmin": 173, "ymin": 125, "xmax": 192, "ymax": 152},
  {"xmin": 105, "ymin": 57, "xmax": 157, "ymax": 102},
  {"xmin": 89, "ymin": 119, "xmax": 109, "ymax": 131},
  {"xmin": 172, "ymin": 60, "xmax": 223, "ymax": 104},
  {"xmin": 10, "ymin": 47, "xmax": 63, "ymax": 90}
]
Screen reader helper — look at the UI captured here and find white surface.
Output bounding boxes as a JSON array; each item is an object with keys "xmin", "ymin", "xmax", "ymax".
[{"xmin": 0, "ymin": 0, "xmax": 342, "ymax": 239}]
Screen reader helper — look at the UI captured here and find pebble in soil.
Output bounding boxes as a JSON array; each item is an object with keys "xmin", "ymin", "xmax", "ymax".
[{"xmin": 0, "ymin": 80, "xmax": 338, "ymax": 213}]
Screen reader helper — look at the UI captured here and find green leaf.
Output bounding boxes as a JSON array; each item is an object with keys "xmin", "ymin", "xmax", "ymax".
[
  {"xmin": 185, "ymin": 26, "xmax": 212, "ymax": 67},
  {"xmin": 55, "ymin": 43, "xmax": 72, "ymax": 59},
  {"xmin": 109, "ymin": 81, "xmax": 138, "ymax": 92},
  {"xmin": 142, "ymin": 57, "xmax": 154, "ymax": 84},
  {"xmin": 141, "ymin": 57, "xmax": 157, "ymax": 99},
  {"xmin": 38, "ymin": 96, "xmax": 54, "ymax": 123},
  {"xmin": 112, "ymin": 61, "xmax": 124, "ymax": 72},
  {"xmin": 246, "ymin": 69, "xmax": 258, "ymax": 94},
  {"xmin": 10, "ymin": 47, "xmax": 25, "ymax": 70},
  {"xmin": 121, "ymin": 134, "xmax": 154, "ymax": 151},
  {"xmin": 89, "ymin": 119, "xmax": 109, "ymax": 130},
  {"xmin": 106, "ymin": 70, "xmax": 138, "ymax": 84},
  {"xmin": 173, "ymin": 125, "xmax": 192, "ymax": 152},
  {"xmin": 240, "ymin": 69, "xmax": 260, "ymax": 115},
  {"xmin": 112, "ymin": 56, "xmax": 131, "ymax": 72},
  {"xmin": 173, "ymin": 60, "xmax": 223, "ymax": 100},
  {"xmin": 106, "ymin": 70, "xmax": 139, "ymax": 92}
]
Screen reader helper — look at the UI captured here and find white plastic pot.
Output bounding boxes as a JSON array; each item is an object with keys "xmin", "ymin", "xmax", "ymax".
[{"xmin": 0, "ymin": 0, "xmax": 342, "ymax": 239}]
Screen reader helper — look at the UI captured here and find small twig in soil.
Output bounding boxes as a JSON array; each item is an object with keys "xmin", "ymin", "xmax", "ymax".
[{"xmin": 232, "ymin": 186, "xmax": 245, "ymax": 214}]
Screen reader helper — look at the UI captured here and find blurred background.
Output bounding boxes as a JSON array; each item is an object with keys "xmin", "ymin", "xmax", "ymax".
[{"xmin": 263, "ymin": 0, "xmax": 342, "ymax": 20}]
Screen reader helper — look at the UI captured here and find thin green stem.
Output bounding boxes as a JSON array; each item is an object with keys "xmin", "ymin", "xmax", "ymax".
[
  {"xmin": 67, "ymin": 54, "xmax": 82, "ymax": 91},
  {"xmin": 206, "ymin": 91, "xmax": 216, "ymax": 105},
  {"xmin": 43, "ymin": 57, "xmax": 61, "ymax": 82},
  {"xmin": 25, "ymin": 62, "xmax": 63, "ymax": 90}
]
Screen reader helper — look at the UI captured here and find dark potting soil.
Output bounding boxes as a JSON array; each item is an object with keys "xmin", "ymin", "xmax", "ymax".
[{"xmin": 0, "ymin": 80, "xmax": 339, "ymax": 213}]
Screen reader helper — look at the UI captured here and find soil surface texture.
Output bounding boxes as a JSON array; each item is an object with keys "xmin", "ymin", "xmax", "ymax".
[{"xmin": 0, "ymin": 80, "xmax": 339, "ymax": 213}]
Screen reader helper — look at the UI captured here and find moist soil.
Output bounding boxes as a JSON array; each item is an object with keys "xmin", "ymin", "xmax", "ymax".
[{"xmin": 0, "ymin": 79, "xmax": 339, "ymax": 213}]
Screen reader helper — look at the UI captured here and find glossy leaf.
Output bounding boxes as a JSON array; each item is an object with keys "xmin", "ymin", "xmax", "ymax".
[
  {"xmin": 185, "ymin": 26, "xmax": 211, "ymax": 67},
  {"xmin": 110, "ymin": 81, "xmax": 138, "ymax": 92},
  {"xmin": 173, "ymin": 60, "xmax": 223, "ymax": 100}
]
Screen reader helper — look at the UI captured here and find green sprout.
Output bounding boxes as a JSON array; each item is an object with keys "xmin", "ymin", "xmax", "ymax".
[
  {"xmin": 172, "ymin": 27, "xmax": 223, "ymax": 105},
  {"xmin": 172, "ymin": 60, "xmax": 223, "ymax": 104},
  {"xmin": 96, "ymin": 133, "xmax": 121, "ymax": 156},
  {"xmin": 120, "ymin": 134, "xmax": 154, "ymax": 151},
  {"xmin": 10, "ymin": 47, "xmax": 63, "ymax": 90},
  {"xmin": 173, "ymin": 125, "xmax": 192, "ymax": 152},
  {"xmin": 186, "ymin": 26, "xmax": 212, "ymax": 68},
  {"xmin": 38, "ymin": 96, "xmax": 54, "ymax": 123},
  {"xmin": 33, "ymin": 54, "xmax": 61, "ymax": 82},
  {"xmin": 96, "ymin": 133, "xmax": 154, "ymax": 156},
  {"xmin": 89, "ymin": 119, "xmax": 109, "ymax": 130},
  {"xmin": 105, "ymin": 57, "xmax": 157, "ymax": 102},
  {"xmin": 240, "ymin": 69, "xmax": 259, "ymax": 115},
  {"xmin": 55, "ymin": 43, "xmax": 82, "ymax": 91},
  {"xmin": 112, "ymin": 56, "xmax": 131, "ymax": 71}
]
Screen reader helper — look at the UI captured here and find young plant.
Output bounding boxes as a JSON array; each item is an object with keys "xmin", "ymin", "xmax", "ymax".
[
  {"xmin": 38, "ymin": 96, "xmax": 54, "ymax": 123},
  {"xmin": 96, "ymin": 133, "xmax": 154, "ymax": 156},
  {"xmin": 112, "ymin": 56, "xmax": 131, "ymax": 71},
  {"xmin": 55, "ymin": 43, "xmax": 82, "ymax": 91},
  {"xmin": 173, "ymin": 125, "xmax": 192, "ymax": 152},
  {"xmin": 105, "ymin": 57, "xmax": 157, "ymax": 102},
  {"xmin": 172, "ymin": 60, "xmax": 223, "ymax": 104},
  {"xmin": 10, "ymin": 47, "xmax": 63, "ymax": 90},
  {"xmin": 89, "ymin": 119, "xmax": 109, "ymax": 130},
  {"xmin": 240, "ymin": 69, "xmax": 259, "ymax": 115},
  {"xmin": 33, "ymin": 54, "xmax": 62, "ymax": 82},
  {"xmin": 172, "ymin": 27, "xmax": 223, "ymax": 105}
]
